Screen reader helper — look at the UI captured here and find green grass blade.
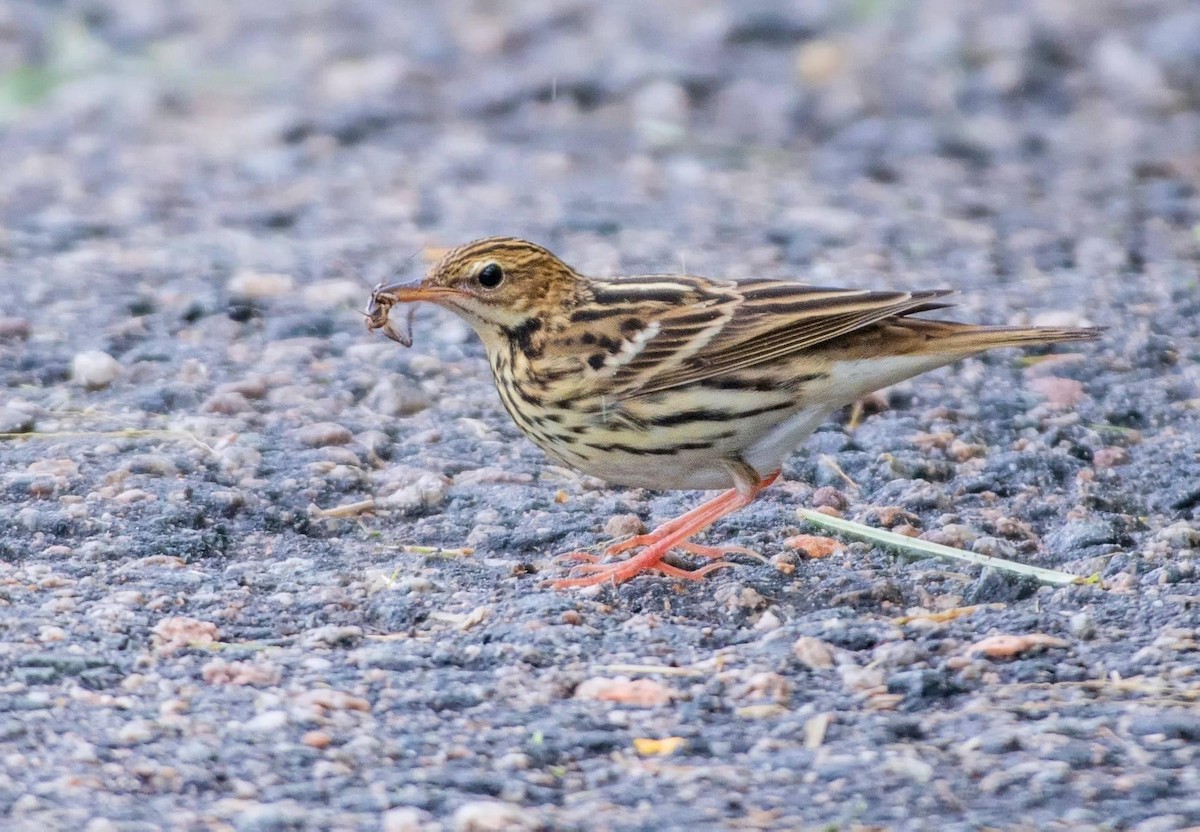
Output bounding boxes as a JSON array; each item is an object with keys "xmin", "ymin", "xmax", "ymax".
[{"xmin": 797, "ymin": 509, "xmax": 1083, "ymax": 586}]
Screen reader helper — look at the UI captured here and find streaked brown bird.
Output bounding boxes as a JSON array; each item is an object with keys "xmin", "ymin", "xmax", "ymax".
[{"xmin": 366, "ymin": 237, "xmax": 1100, "ymax": 589}]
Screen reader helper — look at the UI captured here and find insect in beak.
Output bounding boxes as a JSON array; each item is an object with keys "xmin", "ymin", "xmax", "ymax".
[{"xmin": 364, "ymin": 281, "xmax": 419, "ymax": 347}]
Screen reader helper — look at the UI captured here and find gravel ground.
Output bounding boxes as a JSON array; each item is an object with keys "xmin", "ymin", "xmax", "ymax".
[{"xmin": 2, "ymin": 1, "xmax": 1199, "ymax": 830}]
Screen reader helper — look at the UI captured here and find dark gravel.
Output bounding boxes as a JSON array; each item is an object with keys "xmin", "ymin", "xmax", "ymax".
[{"xmin": 1, "ymin": 0, "xmax": 1199, "ymax": 829}]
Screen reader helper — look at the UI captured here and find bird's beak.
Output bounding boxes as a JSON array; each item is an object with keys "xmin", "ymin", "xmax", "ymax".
[
  {"xmin": 368, "ymin": 278, "xmax": 459, "ymax": 306},
  {"xmin": 364, "ymin": 278, "xmax": 459, "ymax": 346}
]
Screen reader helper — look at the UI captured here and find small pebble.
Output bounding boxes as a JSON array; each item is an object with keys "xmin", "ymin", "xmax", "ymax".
[
  {"xmin": 632, "ymin": 80, "xmax": 689, "ymax": 148},
  {"xmin": 377, "ymin": 472, "xmax": 449, "ymax": 514},
  {"xmin": 1069, "ymin": 612, "xmax": 1097, "ymax": 640},
  {"xmin": 72, "ymin": 350, "xmax": 121, "ymax": 389},
  {"xmin": 365, "ymin": 378, "xmax": 432, "ymax": 417},
  {"xmin": 495, "ymin": 752, "xmax": 531, "ymax": 771},
  {"xmin": 115, "ymin": 719, "xmax": 156, "ymax": 746},
  {"xmin": 228, "ymin": 270, "xmax": 295, "ymax": 299},
  {"xmin": 217, "ymin": 376, "xmax": 270, "ymax": 399},
  {"xmin": 1027, "ymin": 376, "xmax": 1086, "ymax": 408},
  {"xmin": 295, "ymin": 422, "xmax": 353, "ymax": 447},
  {"xmin": 202, "ymin": 391, "xmax": 255, "ymax": 415},
  {"xmin": 452, "ymin": 800, "xmax": 538, "ymax": 832},
  {"xmin": 784, "ymin": 534, "xmax": 844, "ymax": 558},
  {"xmin": 1092, "ymin": 447, "xmax": 1129, "ymax": 468},
  {"xmin": 839, "ymin": 665, "xmax": 886, "ymax": 693},
  {"xmin": 126, "ymin": 454, "xmax": 180, "ymax": 477},
  {"xmin": 715, "ymin": 584, "xmax": 768, "ymax": 612},
  {"xmin": 811, "ymin": 486, "xmax": 848, "ymax": 510},
  {"xmin": 301, "ymin": 278, "xmax": 361, "ymax": 308},
  {"xmin": 793, "ymin": 636, "xmax": 836, "ymax": 669},
  {"xmin": 0, "ymin": 405, "xmax": 35, "ymax": 434},
  {"xmin": 301, "ymin": 730, "xmax": 332, "ymax": 749},
  {"xmin": 302, "ymin": 625, "xmax": 363, "ymax": 648},
  {"xmin": 0, "ymin": 316, "xmax": 31, "ymax": 340},
  {"xmin": 796, "ymin": 39, "xmax": 845, "ymax": 84},
  {"xmin": 604, "ymin": 513, "xmax": 646, "ymax": 538},
  {"xmin": 1157, "ymin": 522, "xmax": 1200, "ymax": 548},
  {"xmin": 241, "ymin": 710, "xmax": 289, "ymax": 734},
  {"xmin": 1092, "ymin": 35, "xmax": 1175, "ymax": 110},
  {"xmin": 382, "ymin": 808, "xmax": 430, "ymax": 832},
  {"xmin": 575, "ymin": 677, "xmax": 672, "ymax": 707}
]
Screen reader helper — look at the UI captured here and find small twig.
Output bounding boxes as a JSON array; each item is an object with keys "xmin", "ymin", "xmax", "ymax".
[
  {"xmin": 394, "ymin": 544, "xmax": 475, "ymax": 558},
  {"xmin": 845, "ymin": 400, "xmax": 866, "ymax": 431},
  {"xmin": 891, "ymin": 603, "xmax": 1006, "ymax": 625},
  {"xmin": 804, "ymin": 712, "xmax": 833, "ymax": 749},
  {"xmin": 817, "ymin": 455, "xmax": 860, "ymax": 490},
  {"xmin": 2, "ymin": 428, "xmax": 184, "ymax": 440},
  {"xmin": 0, "ymin": 428, "xmax": 216, "ymax": 455},
  {"xmin": 797, "ymin": 509, "xmax": 1083, "ymax": 586},
  {"xmin": 311, "ymin": 499, "xmax": 376, "ymax": 518}
]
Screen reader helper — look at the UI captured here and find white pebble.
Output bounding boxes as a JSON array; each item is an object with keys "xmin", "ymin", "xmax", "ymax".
[
  {"xmin": 452, "ymin": 800, "xmax": 538, "ymax": 832},
  {"xmin": 382, "ymin": 807, "xmax": 430, "ymax": 832},
  {"xmin": 72, "ymin": 350, "xmax": 121, "ymax": 389},
  {"xmin": 229, "ymin": 270, "xmax": 295, "ymax": 299},
  {"xmin": 378, "ymin": 473, "xmax": 448, "ymax": 515},
  {"xmin": 240, "ymin": 710, "xmax": 289, "ymax": 734},
  {"xmin": 632, "ymin": 80, "xmax": 689, "ymax": 148},
  {"xmin": 302, "ymin": 278, "xmax": 362, "ymax": 309},
  {"xmin": 115, "ymin": 719, "xmax": 157, "ymax": 745},
  {"xmin": 366, "ymin": 378, "xmax": 431, "ymax": 417}
]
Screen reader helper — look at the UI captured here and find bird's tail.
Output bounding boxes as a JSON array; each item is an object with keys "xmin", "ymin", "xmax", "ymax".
[
  {"xmin": 898, "ymin": 320, "xmax": 1104, "ymax": 354},
  {"xmin": 818, "ymin": 319, "xmax": 1102, "ymax": 410}
]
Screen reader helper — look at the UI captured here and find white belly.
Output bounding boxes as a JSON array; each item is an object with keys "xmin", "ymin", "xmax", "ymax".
[
  {"xmin": 547, "ymin": 403, "xmax": 838, "ymax": 491},
  {"xmin": 537, "ymin": 355, "xmax": 959, "ymax": 492},
  {"xmin": 741, "ymin": 405, "xmax": 838, "ymax": 479}
]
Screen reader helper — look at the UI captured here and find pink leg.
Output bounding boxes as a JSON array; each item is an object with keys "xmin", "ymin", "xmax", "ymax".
[
  {"xmin": 603, "ymin": 488, "xmax": 748, "ymax": 556},
  {"xmin": 551, "ymin": 472, "xmax": 779, "ymax": 589},
  {"xmin": 553, "ymin": 487, "xmax": 748, "ymax": 565}
]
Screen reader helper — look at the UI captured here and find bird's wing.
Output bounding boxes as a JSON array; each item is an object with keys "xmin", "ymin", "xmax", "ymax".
[{"xmin": 577, "ymin": 275, "xmax": 954, "ymax": 399}]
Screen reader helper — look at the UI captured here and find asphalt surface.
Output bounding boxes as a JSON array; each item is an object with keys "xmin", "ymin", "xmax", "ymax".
[{"xmin": 1, "ymin": 1, "xmax": 1199, "ymax": 830}]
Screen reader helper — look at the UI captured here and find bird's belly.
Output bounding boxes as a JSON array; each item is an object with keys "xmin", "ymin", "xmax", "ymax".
[
  {"xmin": 501, "ymin": 371, "xmax": 845, "ymax": 490},
  {"xmin": 528, "ymin": 399, "xmax": 830, "ymax": 491},
  {"xmin": 552, "ymin": 443, "xmax": 739, "ymax": 491},
  {"xmin": 518, "ymin": 409, "xmax": 743, "ymax": 490},
  {"xmin": 741, "ymin": 405, "xmax": 836, "ymax": 476}
]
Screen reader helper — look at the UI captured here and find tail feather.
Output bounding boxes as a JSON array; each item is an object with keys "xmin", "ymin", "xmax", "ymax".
[
  {"xmin": 820, "ymin": 321, "xmax": 1102, "ymax": 406},
  {"xmin": 909, "ymin": 322, "xmax": 1104, "ymax": 353}
]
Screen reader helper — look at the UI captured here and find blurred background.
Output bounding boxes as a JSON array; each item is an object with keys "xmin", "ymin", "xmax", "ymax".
[
  {"xmin": 2, "ymin": 4, "xmax": 1200, "ymax": 829},
  {"xmin": 2, "ymin": 0, "xmax": 1197, "ymax": 297}
]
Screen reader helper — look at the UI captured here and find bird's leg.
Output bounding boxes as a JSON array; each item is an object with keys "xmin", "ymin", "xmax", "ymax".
[
  {"xmin": 602, "ymin": 488, "xmax": 747, "ymax": 556},
  {"xmin": 670, "ymin": 541, "xmax": 766, "ymax": 562},
  {"xmin": 556, "ymin": 469, "xmax": 778, "ymax": 564},
  {"xmin": 607, "ymin": 465, "xmax": 778, "ymax": 559},
  {"xmin": 552, "ymin": 470, "xmax": 779, "ymax": 588},
  {"xmin": 552, "ymin": 480, "xmax": 749, "ymax": 565}
]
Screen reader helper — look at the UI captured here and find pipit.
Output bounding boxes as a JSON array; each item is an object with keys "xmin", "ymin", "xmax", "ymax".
[{"xmin": 366, "ymin": 237, "xmax": 1099, "ymax": 588}]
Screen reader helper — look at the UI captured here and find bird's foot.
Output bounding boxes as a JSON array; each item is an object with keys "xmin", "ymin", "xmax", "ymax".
[
  {"xmin": 555, "ymin": 540, "xmax": 761, "ymax": 565},
  {"xmin": 549, "ymin": 471, "xmax": 779, "ymax": 589},
  {"xmin": 550, "ymin": 545, "xmax": 734, "ymax": 588},
  {"xmin": 671, "ymin": 541, "xmax": 766, "ymax": 562}
]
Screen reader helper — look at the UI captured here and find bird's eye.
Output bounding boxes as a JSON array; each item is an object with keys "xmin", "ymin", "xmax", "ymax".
[{"xmin": 476, "ymin": 263, "xmax": 504, "ymax": 289}]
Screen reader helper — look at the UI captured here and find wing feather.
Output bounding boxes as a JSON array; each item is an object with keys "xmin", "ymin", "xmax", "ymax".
[{"xmin": 595, "ymin": 277, "xmax": 954, "ymax": 398}]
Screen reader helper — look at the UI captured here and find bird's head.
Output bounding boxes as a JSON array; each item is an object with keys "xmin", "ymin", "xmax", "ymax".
[{"xmin": 366, "ymin": 237, "xmax": 585, "ymax": 348}]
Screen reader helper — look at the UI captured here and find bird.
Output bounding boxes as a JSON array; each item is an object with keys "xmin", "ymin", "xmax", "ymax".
[{"xmin": 365, "ymin": 237, "xmax": 1100, "ymax": 589}]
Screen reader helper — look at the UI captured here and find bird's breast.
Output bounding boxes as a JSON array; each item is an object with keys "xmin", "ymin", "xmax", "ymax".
[{"xmin": 487, "ymin": 356, "xmax": 824, "ymax": 490}]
